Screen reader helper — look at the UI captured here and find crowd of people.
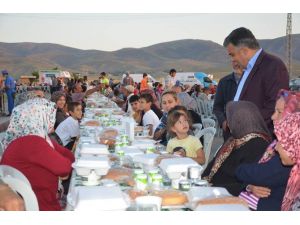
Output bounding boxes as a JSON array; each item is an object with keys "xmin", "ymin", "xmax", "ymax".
[{"xmin": 0, "ymin": 27, "xmax": 300, "ymax": 211}]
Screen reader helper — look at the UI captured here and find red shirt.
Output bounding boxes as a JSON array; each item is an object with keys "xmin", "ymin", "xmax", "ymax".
[{"xmin": 0, "ymin": 135, "xmax": 75, "ymax": 211}]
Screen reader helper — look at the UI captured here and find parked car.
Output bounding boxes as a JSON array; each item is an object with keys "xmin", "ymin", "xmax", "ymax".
[{"xmin": 289, "ymin": 78, "xmax": 300, "ymax": 91}]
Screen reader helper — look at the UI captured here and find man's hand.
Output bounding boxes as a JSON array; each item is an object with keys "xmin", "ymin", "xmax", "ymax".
[
  {"xmin": 247, "ymin": 185, "xmax": 271, "ymax": 198},
  {"xmin": 0, "ymin": 184, "xmax": 25, "ymax": 211},
  {"xmin": 222, "ymin": 120, "xmax": 228, "ymax": 131}
]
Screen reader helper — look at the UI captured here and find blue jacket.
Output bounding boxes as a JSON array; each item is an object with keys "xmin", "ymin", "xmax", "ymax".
[
  {"xmin": 236, "ymin": 154, "xmax": 292, "ymax": 211},
  {"xmin": 5, "ymin": 75, "xmax": 16, "ymax": 93}
]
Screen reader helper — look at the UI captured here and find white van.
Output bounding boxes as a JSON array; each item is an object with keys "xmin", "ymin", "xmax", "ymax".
[
  {"xmin": 174, "ymin": 72, "xmax": 217, "ymax": 88},
  {"xmin": 175, "ymin": 72, "xmax": 200, "ymax": 87},
  {"xmin": 122, "ymin": 73, "xmax": 157, "ymax": 84}
]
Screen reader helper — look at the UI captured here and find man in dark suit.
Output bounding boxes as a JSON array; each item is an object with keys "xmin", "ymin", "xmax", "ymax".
[
  {"xmin": 213, "ymin": 62, "xmax": 243, "ymax": 141},
  {"xmin": 223, "ymin": 27, "xmax": 289, "ymax": 132}
]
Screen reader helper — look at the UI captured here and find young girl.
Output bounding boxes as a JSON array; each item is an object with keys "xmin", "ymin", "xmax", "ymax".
[
  {"xmin": 166, "ymin": 109, "xmax": 205, "ymax": 165},
  {"xmin": 154, "ymin": 91, "xmax": 202, "ymax": 143},
  {"xmin": 139, "ymin": 93, "xmax": 160, "ymax": 136}
]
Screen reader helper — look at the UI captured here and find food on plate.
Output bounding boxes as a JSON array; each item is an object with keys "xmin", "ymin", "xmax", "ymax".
[
  {"xmin": 108, "ymin": 155, "xmax": 118, "ymax": 162},
  {"xmin": 99, "ymin": 137, "xmax": 116, "ymax": 147},
  {"xmin": 196, "ymin": 197, "xmax": 248, "ymax": 207},
  {"xmin": 127, "ymin": 189, "xmax": 148, "ymax": 200},
  {"xmin": 152, "ymin": 190, "xmax": 188, "ymax": 206},
  {"xmin": 84, "ymin": 120, "xmax": 100, "ymax": 126},
  {"xmin": 102, "ymin": 128, "xmax": 118, "ymax": 138},
  {"xmin": 103, "ymin": 168, "xmax": 135, "ymax": 186},
  {"xmin": 112, "ymin": 110, "xmax": 125, "ymax": 115},
  {"xmin": 94, "ymin": 111, "xmax": 108, "ymax": 117}
]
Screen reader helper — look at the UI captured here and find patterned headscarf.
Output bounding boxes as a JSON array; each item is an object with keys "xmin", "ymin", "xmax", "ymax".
[
  {"xmin": 15, "ymin": 91, "xmax": 41, "ymax": 106},
  {"xmin": 260, "ymin": 90, "xmax": 300, "ymax": 163},
  {"xmin": 275, "ymin": 113, "xmax": 300, "ymax": 211},
  {"xmin": 256, "ymin": 90, "xmax": 300, "ymax": 210},
  {"xmin": 3, "ymin": 98, "xmax": 57, "ymax": 150},
  {"xmin": 203, "ymin": 101, "xmax": 271, "ymax": 182},
  {"xmin": 276, "ymin": 89, "xmax": 300, "ymax": 119}
]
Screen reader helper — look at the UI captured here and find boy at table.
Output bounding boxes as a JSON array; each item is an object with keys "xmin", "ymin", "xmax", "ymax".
[{"xmin": 55, "ymin": 102, "xmax": 82, "ymax": 150}]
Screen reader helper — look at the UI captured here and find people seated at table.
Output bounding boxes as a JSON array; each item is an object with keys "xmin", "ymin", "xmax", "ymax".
[
  {"xmin": 166, "ymin": 108, "xmax": 205, "ymax": 165},
  {"xmin": 120, "ymin": 85, "xmax": 135, "ymax": 114},
  {"xmin": 172, "ymin": 85, "xmax": 197, "ymax": 111},
  {"xmin": 51, "ymin": 91, "xmax": 68, "ymax": 129},
  {"xmin": 236, "ymin": 90, "xmax": 300, "ymax": 211},
  {"xmin": 0, "ymin": 98, "xmax": 74, "ymax": 211},
  {"xmin": 202, "ymin": 101, "xmax": 272, "ymax": 196},
  {"xmin": 139, "ymin": 93, "xmax": 160, "ymax": 136},
  {"xmin": 129, "ymin": 95, "xmax": 143, "ymax": 125},
  {"xmin": 55, "ymin": 102, "xmax": 82, "ymax": 150},
  {"xmin": 153, "ymin": 91, "xmax": 202, "ymax": 145},
  {"xmin": 111, "ymin": 88, "xmax": 125, "ymax": 107},
  {"xmin": 71, "ymin": 83, "xmax": 99, "ymax": 104}
]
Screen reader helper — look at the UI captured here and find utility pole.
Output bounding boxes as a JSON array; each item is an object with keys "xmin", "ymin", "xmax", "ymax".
[{"xmin": 286, "ymin": 13, "xmax": 292, "ymax": 78}]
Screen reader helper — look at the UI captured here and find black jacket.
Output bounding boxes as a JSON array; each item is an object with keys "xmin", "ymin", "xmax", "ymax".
[
  {"xmin": 236, "ymin": 154, "xmax": 291, "ymax": 211},
  {"xmin": 202, "ymin": 137, "xmax": 270, "ymax": 196},
  {"xmin": 213, "ymin": 72, "xmax": 238, "ymax": 126}
]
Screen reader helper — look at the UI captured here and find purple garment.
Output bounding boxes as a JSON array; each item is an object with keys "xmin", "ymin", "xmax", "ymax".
[{"xmin": 71, "ymin": 93, "xmax": 85, "ymax": 103}]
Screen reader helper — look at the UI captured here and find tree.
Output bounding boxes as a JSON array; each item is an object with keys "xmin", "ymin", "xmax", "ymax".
[{"xmin": 32, "ymin": 71, "xmax": 39, "ymax": 81}]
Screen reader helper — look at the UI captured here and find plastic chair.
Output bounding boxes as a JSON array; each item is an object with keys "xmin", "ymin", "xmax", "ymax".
[
  {"xmin": 202, "ymin": 118, "xmax": 216, "ymax": 128},
  {"xmin": 0, "ymin": 165, "xmax": 39, "ymax": 211},
  {"xmin": 197, "ymin": 127, "xmax": 216, "ymax": 170},
  {"xmin": 192, "ymin": 123, "xmax": 203, "ymax": 138}
]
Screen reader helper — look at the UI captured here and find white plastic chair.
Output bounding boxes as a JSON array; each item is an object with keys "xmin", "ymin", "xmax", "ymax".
[
  {"xmin": 0, "ymin": 165, "xmax": 39, "ymax": 211},
  {"xmin": 197, "ymin": 127, "xmax": 216, "ymax": 170},
  {"xmin": 0, "ymin": 133, "xmax": 5, "ymax": 160},
  {"xmin": 202, "ymin": 118, "xmax": 216, "ymax": 128},
  {"xmin": 192, "ymin": 123, "xmax": 203, "ymax": 138}
]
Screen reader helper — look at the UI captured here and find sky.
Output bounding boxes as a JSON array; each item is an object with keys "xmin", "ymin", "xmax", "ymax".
[{"xmin": 0, "ymin": 13, "xmax": 299, "ymax": 51}]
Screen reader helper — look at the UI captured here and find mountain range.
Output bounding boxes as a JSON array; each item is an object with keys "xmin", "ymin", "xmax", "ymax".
[{"xmin": 1, "ymin": 34, "xmax": 300, "ymax": 79}]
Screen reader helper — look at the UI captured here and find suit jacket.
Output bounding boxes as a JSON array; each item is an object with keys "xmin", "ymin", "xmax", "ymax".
[
  {"xmin": 213, "ymin": 72, "xmax": 238, "ymax": 126},
  {"xmin": 238, "ymin": 50, "xmax": 289, "ymax": 132}
]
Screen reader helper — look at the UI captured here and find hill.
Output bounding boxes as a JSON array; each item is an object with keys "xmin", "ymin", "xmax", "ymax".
[{"xmin": 1, "ymin": 34, "xmax": 300, "ymax": 79}]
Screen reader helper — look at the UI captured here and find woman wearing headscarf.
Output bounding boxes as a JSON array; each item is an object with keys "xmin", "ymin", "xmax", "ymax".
[
  {"xmin": 14, "ymin": 88, "xmax": 44, "ymax": 106},
  {"xmin": 0, "ymin": 98, "xmax": 75, "ymax": 211},
  {"xmin": 236, "ymin": 90, "xmax": 300, "ymax": 211},
  {"xmin": 202, "ymin": 101, "xmax": 272, "ymax": 196},
  {"xmin": 51, "ymin": 91, "xmax": 68, "ymax": 129}
]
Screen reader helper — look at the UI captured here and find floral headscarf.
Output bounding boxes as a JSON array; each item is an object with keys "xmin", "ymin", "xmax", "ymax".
[
  {"xmin": 260, "ymin": 90, "xmax": 300, "ymax": 163},
  {"xmin": 3, "ymin": 98, "xmax": 57, "ymax": 150},
  {"xmin": 257, "ymin": 90, "xmax": 300, "ymax": 210},
  {"xmin": 275, "ymin": 113, "xmax": 300, "ymax": 211},
  {"xmin": 15, "ymin": 91, "xmax": 41, "ymax": 106}
]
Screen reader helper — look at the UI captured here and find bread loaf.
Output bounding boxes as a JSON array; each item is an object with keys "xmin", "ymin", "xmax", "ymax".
[
  {"xmin": 197, "ymin": 197, "xmax": 248, "ymax": 207},
  {"xmin": 152, "ymin": 190, "xmax": 188, "ymax": 206},
  {"xmin": 127, "ymin": 189, "xmax": 148, "ymax": 200}
]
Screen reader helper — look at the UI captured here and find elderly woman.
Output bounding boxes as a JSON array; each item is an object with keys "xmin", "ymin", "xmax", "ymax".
[
  {"xmin": 51, "ymin": 91, "xmax": 68, "ymax": 129},
  {"xmin": 0, "ymin": 98, "xmax": 74, "ymax": 211},
  {"xmin": 236, "ymin": 90, "xmax": 300, "ymax": 211},
  {"xmin": 202, "ymin": 101, "xmax": 272, "ymax": 196}
]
